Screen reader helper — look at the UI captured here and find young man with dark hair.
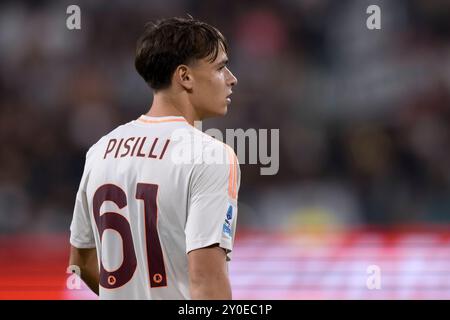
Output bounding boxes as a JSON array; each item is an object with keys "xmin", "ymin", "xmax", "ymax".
[{"xmin": 69, "ymin": 17, "xmax": 239, "ymax": 299}]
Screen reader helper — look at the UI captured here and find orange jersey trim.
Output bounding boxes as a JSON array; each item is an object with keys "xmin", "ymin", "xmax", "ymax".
[
  {"xmin": 225, "ymin": 146, "xmax": 238, "ymax": 200},
  {"xmin": 137, "ymin": 116, "xmax": 187, "ymax": 124}
]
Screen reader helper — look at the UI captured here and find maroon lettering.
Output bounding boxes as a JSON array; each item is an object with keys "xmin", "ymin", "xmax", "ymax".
[
  {"xmin": 104, "ymin": 137, "xmax": 168, "ymax": 160},
  {"xmin": 136, "ymin": 137, "xmax": 147, "ymax": 157},
  {"xmin": 93, "ymin": 184, "xmax": 137, "ymax": 289},
  {"xmin": 104, "ymin": 139, "xmax": 117, "ymax": 159},
  {"xmin": 148, "ymin": 138, "xmax": 159, "ymax": 159},
  {"xmin": 92, "ymin": 183, "xmax": 167, "ymax": 289},
  {"xmin": 131, "ymin": 137, "xmax": 141, "ymax": 157},
  {"xmin": 136, "ymin": 183, "xmax": 167, "ymax": 287},
  {"xmin": 121, "ymin": 137, "xmax": 135, "ymax": 157},
  {"xmin": 114, "ymin": 138, "xmax": 124, "ymax": 158},
  {"xmin": 159, "ymin": 139, "xmax": 170, "ymax": 159}
]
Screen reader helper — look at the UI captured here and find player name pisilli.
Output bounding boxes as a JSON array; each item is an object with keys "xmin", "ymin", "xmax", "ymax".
[{"xmin": 103, "ymin": 137, "xmax": 170, "ymax": 160}]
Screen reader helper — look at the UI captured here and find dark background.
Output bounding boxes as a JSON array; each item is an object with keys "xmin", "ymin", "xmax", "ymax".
[
  {"xmin": 1, "ymin": 0, "xmax": 450, "ymax": 233},
  {"xmin": 1, "ymin": 0, "xmax": 450, "ymax": 300}
]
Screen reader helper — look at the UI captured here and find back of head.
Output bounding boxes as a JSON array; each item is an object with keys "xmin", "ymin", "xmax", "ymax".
[{"xmin": 135, "ymin": 17, "xmax": 228, "ymax": 91}]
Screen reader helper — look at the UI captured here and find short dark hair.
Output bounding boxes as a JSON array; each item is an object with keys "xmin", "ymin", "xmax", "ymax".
[{"xmin": 135, "ymin": 17, "xmax": 228, "ymax": 91}]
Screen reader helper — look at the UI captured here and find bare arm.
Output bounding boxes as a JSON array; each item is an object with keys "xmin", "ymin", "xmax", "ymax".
[
  {"xmin": 69, "ymin": 245, "xmax": 99, "ymax": 295},
  {"xmin": 188, "ymin": 244, "xmax": 232, "ymax": 300}
]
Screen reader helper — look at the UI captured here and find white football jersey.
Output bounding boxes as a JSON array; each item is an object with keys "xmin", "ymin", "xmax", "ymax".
[{"xmin": 69, "ymin": 115, "xmax": 240, "ymax": 299}]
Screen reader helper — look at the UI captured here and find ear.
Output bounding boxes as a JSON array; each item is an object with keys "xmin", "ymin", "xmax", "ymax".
[{"xmin": 173, "ymin": 64, "xmax": 194, "ymax": 91}]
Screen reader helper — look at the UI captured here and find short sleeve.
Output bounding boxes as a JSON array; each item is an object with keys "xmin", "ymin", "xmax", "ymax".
[
  {"xmin": 69, "ymin": 152, "xmax": 96, "ymax": 249},
  {"xmin": 185, "ymin": 144, "xmax": 240, "ymax": 261}
]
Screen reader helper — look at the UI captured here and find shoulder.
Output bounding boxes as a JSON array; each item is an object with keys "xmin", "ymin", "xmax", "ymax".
[
  {"xmin": 188, "ymin": 129, "xmax": 239, "ymax": 192},
  {"xmin": 182, "ymin": 126, "xmax": 238, "ymax": 168}
]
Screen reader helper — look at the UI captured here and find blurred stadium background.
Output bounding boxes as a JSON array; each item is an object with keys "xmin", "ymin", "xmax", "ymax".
[{"xmin": 1, "ymin": 0, "xmax": 450, "ymax": 299}]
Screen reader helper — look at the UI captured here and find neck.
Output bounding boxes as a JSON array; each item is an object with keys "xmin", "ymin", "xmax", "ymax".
[{"xmin": 145, "ymin": 91, "xmax": 201, "ymax": 126}]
